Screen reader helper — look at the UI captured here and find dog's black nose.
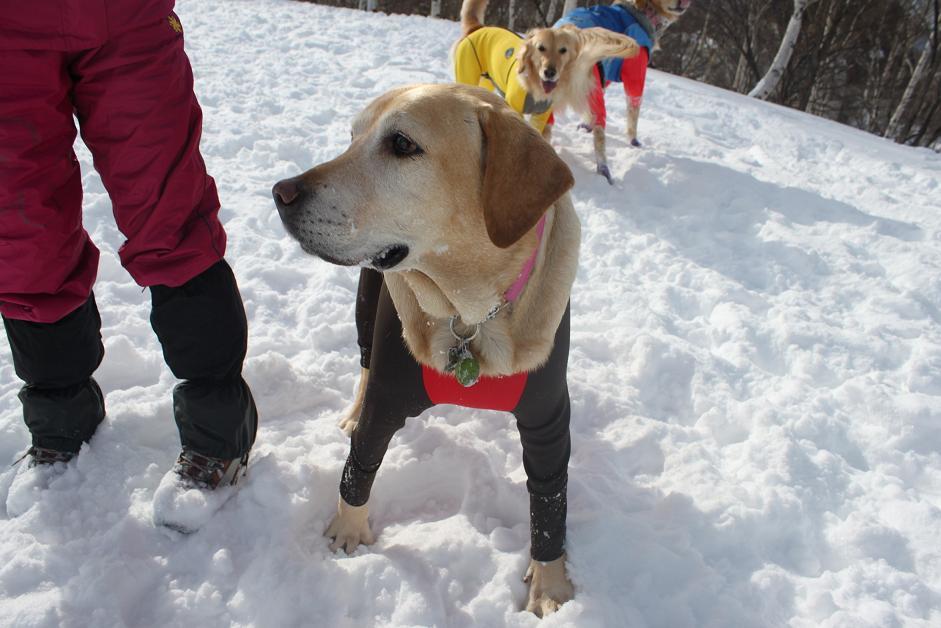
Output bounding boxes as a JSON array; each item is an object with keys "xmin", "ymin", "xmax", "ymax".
[
  {"xmin": 272, "ymin": 178, "xmax": 302, "ymax": 207},
  {"xmin": 544, "ymin": 67, "xmax": 557, "ymax": 80}
]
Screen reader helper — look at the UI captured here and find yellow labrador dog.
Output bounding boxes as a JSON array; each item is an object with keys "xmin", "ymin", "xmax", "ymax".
[{"xmin": 273, "ymin": 84, "xmax": 580, "ymax": 617}]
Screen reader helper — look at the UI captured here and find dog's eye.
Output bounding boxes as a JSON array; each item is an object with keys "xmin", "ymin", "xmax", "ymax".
[
  {"xmin": 537, "ymin": 44, "xmax": 546, "ymax": 52},
  {"xmin": 559, "ymin": 47, "xmax": 567, "ymax": 54},
  {"xmin": 391, "ymin": 132, "xmax": 421, "ymax": 157}
]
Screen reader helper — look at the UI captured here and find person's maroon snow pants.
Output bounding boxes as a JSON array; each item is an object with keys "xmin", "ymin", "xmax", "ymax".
[
  {"xmin": 0, "ymin": 11, "xmax": 257, "ymax": 458},
  {"xmin": 0, "ymin": 11, "xmax": 225, "ymax": 323}
]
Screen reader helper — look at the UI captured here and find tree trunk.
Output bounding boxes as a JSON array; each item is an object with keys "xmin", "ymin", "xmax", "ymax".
[
  {"xmin": 733, "ymin": 50, "xmax": 751, "ymax": 93},
  {"xmin": 548, "ymin": 0, "xmax": 562, "ymax": 23},
  {"xmin": 804, "ymin": 0, "xmax": 841, "ymax": 115},
  {"xmin": 886, "ymin": 30, "xmax": 935, "ymax": 141},
  {"xmin": 508, "ymin": 0, "xmax": 517, "ymax": 31},
  {"xmin": 430, "ymin": 0, "xmax": 441, "ymax": 18},
  {"xmin": 679, "ymin": 10, "xmax": 712, "ymax": 76},
  {"xmin": 749, "ymin": 0, "xmax": 814, "ymax": 99}
]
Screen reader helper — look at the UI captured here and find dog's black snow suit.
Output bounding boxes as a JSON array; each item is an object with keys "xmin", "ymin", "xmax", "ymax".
[{"xmin": 342, "ymin": 268, "xmax": 571, "ymax": 562}]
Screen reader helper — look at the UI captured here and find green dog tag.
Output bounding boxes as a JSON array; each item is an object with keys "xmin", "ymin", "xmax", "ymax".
[{"xmin": 454, "ymin": 355, "xmax": 480, "ymax": 387}]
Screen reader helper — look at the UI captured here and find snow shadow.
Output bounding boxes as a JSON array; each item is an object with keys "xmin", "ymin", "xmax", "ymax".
[
  {"xmin": 564, "ymin": 419, "xmax": 799, "ymax": 627},
  {"xmin": 596, "ymin": 154, "xmax": 923, "ymax": 295}
]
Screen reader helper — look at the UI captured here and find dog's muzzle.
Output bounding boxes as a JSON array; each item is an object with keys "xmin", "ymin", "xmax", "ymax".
[
  {"xmin": 541, "ymin": 67, "xmax": 558, "ymax": 94},
  {"xmin": 272, "ymin": 177, "xmax": 410, "ymax": 270}
]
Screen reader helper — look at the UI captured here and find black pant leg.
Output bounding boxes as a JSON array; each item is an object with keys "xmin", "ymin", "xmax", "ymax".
[
  {"xmin": 3, "ymin": 294, "xmax": 105, "ymax": 453},
  {"xmin": 340, "ymin": 280, "xmax": 431, "ymax": 506},
  {"xmin": 149, "ymin": 259, "xmax": 257, "ymax": 459},
  {"xmin": 513, "ymin": 305, "xmax": 572, "ymax": 562}
]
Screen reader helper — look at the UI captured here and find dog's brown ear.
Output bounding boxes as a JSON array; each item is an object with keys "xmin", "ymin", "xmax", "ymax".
[
  {"xmin": 477, "ymin": 105, "xmax": 574, "ymax": 248},
  {"xmin": 577, "ymin": 27, "xmax": 640, "ymax": 64}
]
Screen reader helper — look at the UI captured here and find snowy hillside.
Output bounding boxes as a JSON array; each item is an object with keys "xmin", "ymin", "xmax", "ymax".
[{"xmin": 2, "ymin": 0, "xmax": 940, "ymax": 626}]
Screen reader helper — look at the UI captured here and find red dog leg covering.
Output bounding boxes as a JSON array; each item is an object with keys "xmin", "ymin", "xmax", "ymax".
[
  {"xmin": 621, "ymin": 47, "xmax": 649, "ymax": 108},
  {"xmin": 588, "ymin": 65, "xmax": 607, "ymax": 128}
]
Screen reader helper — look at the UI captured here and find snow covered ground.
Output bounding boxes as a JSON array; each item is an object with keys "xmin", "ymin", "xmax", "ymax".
[{"xmin": 2, "ymin": 0, "xmax": 941, "ymax": 625}]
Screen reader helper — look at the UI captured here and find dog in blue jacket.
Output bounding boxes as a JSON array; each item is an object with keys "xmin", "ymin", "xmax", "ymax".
[{"xmin": 555, "ymin": 0, "xmax": 692, "ymax": 182}]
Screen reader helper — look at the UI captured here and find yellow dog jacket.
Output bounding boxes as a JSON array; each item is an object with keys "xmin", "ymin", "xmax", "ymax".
[{"xmin": 454, "ymin": 27, "xmax": 553, "ymax": 133}]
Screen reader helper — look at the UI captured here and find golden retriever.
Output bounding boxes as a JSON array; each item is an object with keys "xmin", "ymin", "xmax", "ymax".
[
  {"xmin": 555, "ymin": 0, "xmax": 693, "ymax": 182},
  {"xmin": 455, "ymin": 0, "xmax": 640, "ymax": 139}
]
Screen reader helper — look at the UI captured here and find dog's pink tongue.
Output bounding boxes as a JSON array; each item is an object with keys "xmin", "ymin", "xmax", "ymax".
[{"xmin": 543, "ymin": 81, "xmax": 557, "ymax": 94}]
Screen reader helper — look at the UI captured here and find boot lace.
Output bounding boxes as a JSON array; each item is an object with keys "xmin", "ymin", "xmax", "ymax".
[{"xmin": 175, "ymin": 449, "xmax": 248, "ymax": 489}]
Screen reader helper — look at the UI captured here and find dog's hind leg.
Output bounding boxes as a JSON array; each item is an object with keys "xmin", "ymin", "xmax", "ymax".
[
  {"xmin": 626, "ymin": 99, "xmax": 642, "ymax": 147},
  {"xmin": 592, "ymin": 126, "xmax": 613, "ymax": 184},
  {"xmin": 621, "ymin": 48, "xmax": 649, "ymax": 148},
  {"xmin": 586, "ymin": 66, "xmax": 613, "ymax": 184},
  {"xmin": 339, "ymin": 269, "xmax": 384, "ymax": 435},
  {"xmin": 338, "ymin": 367, "xmax": 368, "ymax": 436}
]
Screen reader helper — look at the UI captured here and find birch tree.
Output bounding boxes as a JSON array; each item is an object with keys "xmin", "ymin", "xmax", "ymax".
[{"xmin": 749, "ymin": 0, "xmax": 818, "ymax": 99}]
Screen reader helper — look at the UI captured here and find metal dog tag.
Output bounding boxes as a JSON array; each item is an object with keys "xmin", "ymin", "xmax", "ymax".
[
  {"xmin": 445, "ymin": 343, "xmax": 480, "ymax": 387},
  {"xmin": 454, "ymin": 353, "xmax": 480, "ymax": 387}
]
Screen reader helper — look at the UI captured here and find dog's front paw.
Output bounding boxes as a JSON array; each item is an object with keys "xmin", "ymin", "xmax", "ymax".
[
  {"xmin": 596, "ymin": 163, "xmax": 614, "ymax": 185},
  {"xmin": 630, "ymin": 138, "xmax": 642, "ymax": 148},
  {"xmin": 523, "ymin": 555, "xmax": 574, "ymax": 617},
  {"xmin": 325, "ymin": 497, "xmax": 375, "ymax": 553}
]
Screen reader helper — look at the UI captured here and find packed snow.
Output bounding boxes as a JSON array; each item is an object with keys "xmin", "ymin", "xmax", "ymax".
[{"xmin": 1, "ymin": 0, "xmax": 940, "ymax": 626}]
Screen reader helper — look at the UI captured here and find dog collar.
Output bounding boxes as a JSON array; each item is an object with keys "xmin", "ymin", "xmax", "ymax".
[
  {"xmin": 504, "ymin": 213, "xmax": 547, "ymax": 303},
  {"xmin": 463, "ymin": 211, "xmax": 548, "ymax": 323}
]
